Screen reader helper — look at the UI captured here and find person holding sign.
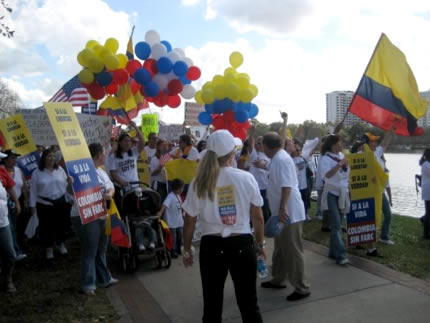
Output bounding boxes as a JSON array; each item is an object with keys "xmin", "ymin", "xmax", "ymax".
[
  {"xmin": 319, "ymin": 135, "xmax": 350, "ymax": 266},
  {"xmin": 182, "ymin": 130, "xmax": 265, "ymax": 323},
  {"xmin": 170, "ymin": 135, "xmax": 199, "ymax": 161},
  {"xmin": 71, "ymin": 143, "xmax": 117, "ymax": 296},
  {"xmin": 29, "ymin": 148, "xmax": 72, "ymax": 260}
]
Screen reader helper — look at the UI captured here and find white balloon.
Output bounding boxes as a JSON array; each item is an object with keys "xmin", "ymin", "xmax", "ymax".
[
  {"xmin": 183, "ymin": 57, "xmax": 194, "ymax": 67},
  {"xmin": 181, "ymin": 84, "xmax": 196, "ymax": 99},
  {"xmin": 166, "ymin": 71, "xmax": 177, "ymax": 81},
  {"xmin": 173, "ymin": 48, "xmax": 185, "ymax": 58},
  {"xmin": 145, "ymin": 30, "xmax": 161, "ymax": 46},
  {"xmin": 151, "ymin": 43, "xmax": 167, "ymax": 60},
  {"xmin": 152, "ymin": 73, "xmax": 169, "ymax": 91},
  {"xmin": 167, "ymin": 51, "xmax": 180, "ymax": 63}
]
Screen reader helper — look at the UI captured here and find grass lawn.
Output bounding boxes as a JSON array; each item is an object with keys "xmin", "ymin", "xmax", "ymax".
[
  {"xmin": 0, "ymin": 236, "xmax": 119, "ymax": 323},
  {"xmin": 303, "ymin": 202, "xmax": 430, "ymax": 280}
]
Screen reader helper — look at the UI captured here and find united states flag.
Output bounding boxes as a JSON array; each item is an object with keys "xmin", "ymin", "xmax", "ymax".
[
  {"xmin": 49, "ymin": 75, "xmax": 90, "ymax": 107},
  {"xmin": 159, "ymin": 153, "xmax": 172, "ymax": 166}
]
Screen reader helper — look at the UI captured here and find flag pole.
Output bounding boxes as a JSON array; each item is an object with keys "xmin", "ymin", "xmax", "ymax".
[{"xmin": 334, "ymin": 33, "xmax": 385, "ymax": 134}]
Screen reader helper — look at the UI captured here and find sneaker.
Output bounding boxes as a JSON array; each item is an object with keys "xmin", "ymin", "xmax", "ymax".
[
  {"xmin": 315, "ymin": 215, "xmax": 323, "ymax": 221},
  {"xmin": 138, "ymin": 244, "xmax": 146, "ymax": 252},
  {"xmin": 149, "ymin": 242, "xmax": 155, "ymax": 249},
  {"xmin": 103, "ymin": 278, "xmax": 119, "ymax": 288},
  {"xmin": 46, "ymin": 248, "xmax": 54, "ymax": 260},
  {"xmin": 15, "ymin": 253, "xmax": 27, "ymax": 262},
  {"xmin": 80, "ymin": 289, "xmax": 96, "ymax": 296},
  {"xmin": 305, "ymin": 214, "xmax": 312, "ymax": 221},
  {"xmin": 379, "ymin": 239, "xmax": 395, "ymax": 246},
  {"xmin": 56, "ymin": 243, "xmax": 68, "ymax": 255},
  {"xmin": 337, "ymin": 258, "xmax": 350, "ymax": 266},
  {"xmin": 286, "ymin": 291, "xmax": 311, "ymax": 301},
  {"xmin": 366, "ymin": 249, "xmax": 383, "ymax": 258},
  {"xmin": 6, "ymin": 281, "xmax": 17, "ymax": 293}
]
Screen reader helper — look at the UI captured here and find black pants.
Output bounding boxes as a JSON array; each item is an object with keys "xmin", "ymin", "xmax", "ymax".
[
  {"xmin": 170, "ymin": 227, "xmax": 183, "ymax": 254},
  {"xmin": 199, "ymin": 234, "xmax": 263, "ymax": 323},
  {"xmin": 260, "ymin": 190, "xmax": 271, "ymax": 223},
  {"xmin": 36, "ymin": 202, "xmax": 70, "ymax": 248},
  {"xmin": 424, "ymin": 200, "xmax": 430, "ymax": 238}
]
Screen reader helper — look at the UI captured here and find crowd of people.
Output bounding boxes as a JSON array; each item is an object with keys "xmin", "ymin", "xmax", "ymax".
[{"xmin": 1, "ymin": 112, "xmax": 429, "ymax": 323}]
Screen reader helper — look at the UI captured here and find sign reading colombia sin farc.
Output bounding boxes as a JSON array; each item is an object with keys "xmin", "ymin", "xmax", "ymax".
[{"xmin": 44, "ymin": 102, "xmax": 106, "ymax": 224}]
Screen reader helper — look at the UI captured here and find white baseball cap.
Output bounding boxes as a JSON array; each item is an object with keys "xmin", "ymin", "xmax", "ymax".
[
  {"xmin": 0, "ymin": 152, "xmax": 7, "ymax": 158},
  {"xmin": 206, "ymin": 130, "xmax": 236, "ymax": 157},
  {"xmin": 233, "ymin": 137, "xmax": 243, "ymax": 148}
]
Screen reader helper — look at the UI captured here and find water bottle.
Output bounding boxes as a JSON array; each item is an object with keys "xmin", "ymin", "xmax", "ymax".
[{"xmin": 257, "ymin": 256, "xmax": 269, "ymax": 279}]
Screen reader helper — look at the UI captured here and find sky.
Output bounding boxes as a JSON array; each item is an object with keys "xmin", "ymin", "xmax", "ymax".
[{"xmin": 1, "ymin": 0, "xmax": 430, "ymax": 124}]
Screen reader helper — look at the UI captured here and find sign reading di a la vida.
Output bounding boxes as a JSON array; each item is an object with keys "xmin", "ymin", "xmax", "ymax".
[{"xmin": 44, "ymin": 102, "xmax": 106, "ymax": 225}]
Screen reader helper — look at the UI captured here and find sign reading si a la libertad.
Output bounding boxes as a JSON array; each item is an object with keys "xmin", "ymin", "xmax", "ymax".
[{"xmin": 44, "ymin": 102, "xmax": 106, "ymax": 224}]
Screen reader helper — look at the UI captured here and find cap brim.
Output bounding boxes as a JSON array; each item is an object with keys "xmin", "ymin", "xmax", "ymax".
[{"xmin": 0, "ymin": 152, "xmax": 7, "ymax": 158}]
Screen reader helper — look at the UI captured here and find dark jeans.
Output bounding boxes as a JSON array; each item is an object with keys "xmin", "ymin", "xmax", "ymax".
[
  {"xmin": 170, "ymin": 227, "xmax": 183, "ymax": 254},
  {"xmin": 36, "ymin": 202, "xmax": 70, "ymax": 248},
  {"xmin": 260, "ymin": 190, "xmax": 271, "ymax": 223},
  {"xmin": 299, "ymin": 188, "xmax": 311, "ymax": 212},
  {"xmin": 424, "ymin": 200, "xmax": 430, "ymax": 238},
  {"xmin": 199, "ymin": 234, "xmax": 262, "ymax": 323}
]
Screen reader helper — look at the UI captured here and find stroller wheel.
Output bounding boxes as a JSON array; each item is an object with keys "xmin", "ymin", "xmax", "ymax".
[
  {"xmin": 156, "ymin": 247, "xmax": 171, "ymax": 269},
  {"xmin": 120, "ymin": 248, "xmax": 138, "ymax": 273}
]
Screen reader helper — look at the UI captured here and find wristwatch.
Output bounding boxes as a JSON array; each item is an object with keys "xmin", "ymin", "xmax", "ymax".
[
  {"xmin": 255, "ymin": 240, "xmax": 266, "ymax": 249},
  {"xmin": 183, "ymin": 250, "xmax": 193, "ymax": 258}
]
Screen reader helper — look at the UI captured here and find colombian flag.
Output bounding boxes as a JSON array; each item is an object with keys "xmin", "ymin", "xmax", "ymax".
[
  {"xmin": 97, "ymin": 96, "xmax": 130, "ymax": 124},
  {"xmin": 164, "ymin": 159, "xmax": 198, "ymax": 195},
  {"xmin": 105, "ymin": 199, "xmax": 131, "ymax": 248},
  {"xmin": 349, "ymin": 33, "xmax": 428, "ymax": 136}
]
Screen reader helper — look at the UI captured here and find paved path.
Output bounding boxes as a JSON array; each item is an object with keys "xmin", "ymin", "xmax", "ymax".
[{"xmin": 107, "ymin": 239, "xmax": 430, "ymax": 323}]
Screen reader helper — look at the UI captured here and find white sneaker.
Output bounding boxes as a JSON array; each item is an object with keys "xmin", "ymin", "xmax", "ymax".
[
  {"xmin": 103, "ymin": 277, "xmax": 119, "ymax": 288},
  {"xmin": 149, "ymin": 242, "xmax": 155, "ymax": 249},
  {"xmin": 337, "ymin": 258, "xmax": 350, "ymax": 266},
  {"xmin": 57, "ymin": 243, "xmax": 68, "ymax": 255},
  {"xmin": 138, "ymin": 244, "xmax": 146, "ymax": 251},
  {"xmin": 315, "ymin": 215, "xmax": 323, "ymax": 220},
  {"xmin": 15, "ymin": 253, "xmax": 27, "ymax": 262},
  {"xmin": 46, "ymin": 248, "xmax": 54, "ymax": 260},
  {"xmin": 379, "ymin": 239, "xmax": 395, "ymax": 246}
]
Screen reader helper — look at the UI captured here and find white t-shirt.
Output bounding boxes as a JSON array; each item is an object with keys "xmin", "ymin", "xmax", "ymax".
[
  {"xmin": 183, "ymin": 167, "xmax": 263, "ymax": 238},
  {"xmin": 109, "ymin": 147, "xmax": 139, "ymax": 184},
  {"xmin": 267, "ymin": 150, "xmax": 305, "ymax": 224},
  {"xmin": 163, "ymin": 192, "xmax": 184, "ymax": 228},
  {"xmin": 0, "ymin": 181, "xmax": 9, "ymax": 228},
  {"xmin": 249, "ymin": 149, "xmax": 269, "ymax": 190},
  {"xmin": 144, "ymin": 146, "xmax": 156, "ymax": 163},
  {"xmin": 315, "ymin": 155, "xmax": 324, "ymax": 191},
  {"xmin": 149, "ymin": 156, "xmax": 166, "ymax": 184},
  {"xmin": 170, "ymin": 146, "xmax": 199, "ymax": 161},
  {"xmin": 319, "ymin": 152, "xmax": 349, "ymax": 196},
  {"xmin": 29, "ymin": 167, "xmax": 68, "ymax": 207},
  {"xmin": 421, "ymin": 161, "xmax": 430, "ymax": 201},
  {"xmin": 293, "ymin": 156, "xmax": 308, "ymax": 190},
  {"xmin": 12, "ymin": 166, "xmax": 24, "ymax": 198}
]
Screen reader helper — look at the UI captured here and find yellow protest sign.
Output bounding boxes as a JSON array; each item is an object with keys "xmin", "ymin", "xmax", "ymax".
[
  {"xmin": 346, "ymin": 145, "xmax": 388, "ymax": 246},
  {"xmin": 141, "ymin": 114, "xmax": 158, "ymax": 141},
  {"xmin": 137, "ymin": 150, "xmax": 150, "ymax": 186}
]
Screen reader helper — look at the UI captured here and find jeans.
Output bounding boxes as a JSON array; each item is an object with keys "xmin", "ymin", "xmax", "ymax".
[
  {"xmin": 170, "ymin": 227, "xmax": 183, "ymax": 254},
  {"xmin": 327, "ymin": 193, "xmax": 347, "ymax": 262},
  {"xmin": 72, "ymin": 217, "xmax": 112, "ymax": 292},
  {"xmin": 0, "ymin": 225, "xmax": 16, "ymax": 281},
  {"xmin": 7, "ymin": 207, "xmax": 23, "ymax": 256},
  {"xmin": 199, "ymin": 234, "xmax": 262, "ymax": 323},
  {"xmin": 260, "ymin": 189, "xmax": 271, "ymax": 223},
  {"xmin": 135, "ymin": 224, "xmax": 157, "ymax": 247},
  {"xmin": 380, "ymin": 193, "xmax": 392, "ymax": 240},
  {"xmin": 424, "ymin": 200, "xmax": 430, "ymax": 238},
  {"xmin": 315, "ymin": 188, "xmax": 323, "ymax": 217}
]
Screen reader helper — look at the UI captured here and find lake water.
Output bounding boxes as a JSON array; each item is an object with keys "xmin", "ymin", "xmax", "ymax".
[{"xmin": 383, "ymin": 153, "xmax": 424, "ymax": 218}]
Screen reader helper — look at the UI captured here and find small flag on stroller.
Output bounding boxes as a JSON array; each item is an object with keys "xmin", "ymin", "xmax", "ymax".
[{"xmin": 106, "ymin": 199, "xmax": 131, "ymax": 248}]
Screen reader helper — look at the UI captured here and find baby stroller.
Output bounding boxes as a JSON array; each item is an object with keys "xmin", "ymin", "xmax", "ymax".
[{"xmin": 118, "ymin": 181, "xmax": 172, "ymax": 272}]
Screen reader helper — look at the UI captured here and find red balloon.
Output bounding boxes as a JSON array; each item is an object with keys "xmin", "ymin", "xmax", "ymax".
[
  {"xmin": 143, "ymin": 58, "xmax": 158, "ymax": 75},
  {"xmin": 223, "ymin": 110, "xmax": 235, "ymax": 124},
  {"xmin": 106, "ymin": 82, "xmax": 119, "ymax": 95},
  {"xmin": 167, "ymin": 79, "xmax": 183, "ymax": 95},
  {"xmin": 130, "ymin": 79, "xmax": 140, "ymax": 95},
  {"xmin": 126, "ymin": 59, "xmax": 142, "ymax": 76},
  {"xmin": 113, "ymin": 69, "xmax": 129, "ymax": 85},
  {"xmin": 88, "ymin": 83, "xmax": 105, "ymax": 100},
  {"xmin": 239, "ymin": 120, "xmax": 251, "ymax": 129},
  {"xmin": 413, "ymin": 127, "xmax": 424, "ymax": 136},
  {"xmin": 167, "ymin": 95, "xmax": 181, "ymax": 108},
  {"xmin": 186, "ymin": 66, "xmax": 201, "ymax": 81},
  {"xmin": 153, "ymin": 91, "xmax": 168, "ymax": 107},
  {"xmin": 235, "ymin": 127, "xmax": 247, "ymax": 141},
  {"xmin": 212, "ymin": 115, "xmax": 225, "ymax": 129}
]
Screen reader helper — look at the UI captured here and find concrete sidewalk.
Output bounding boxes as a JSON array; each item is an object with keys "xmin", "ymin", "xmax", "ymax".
[{"xmin": 107, "ymin": 239, "xmax": 430, "ymax": 323}]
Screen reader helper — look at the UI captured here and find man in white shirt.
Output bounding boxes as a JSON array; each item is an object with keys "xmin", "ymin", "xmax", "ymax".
[
  {"xmin": 261, "ymin": 132, "xmax": 311, "ymax": 302},
  {"xmin": 144, "ymin": 132, "xmax": 158, "ymax": 164}
]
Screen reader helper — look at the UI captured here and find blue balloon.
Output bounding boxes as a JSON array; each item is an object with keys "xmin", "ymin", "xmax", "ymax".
[
  {"xmin": 134, "ymin": 68, "xmax": 152, "ymax": 85},
  {"xmin": 213, "ymin": 100, "xmax": 226, "ymax": 114},
  {"xmin": 95, "ymin": 70, "xmax": 112, "ymax": 86},
  {"xmin": 205, "ymin": 103, "xmax": 214, "ymax": 114},
  {"xmin": 248, "ymin": 104, "xmax": 259, "ymax": 118},
  {"xmin": 144, "ymin": 82, "xmax": 160, "ymax": 97},
  {"xmin": 198, "ymin": 111, "xmax": 213, "ymax": 125},
  {"xmin": 222, "ymin": 98, "xmax": 233, "ymax": 111},
  {"xmin": 179, "ymin": 76, "xmax": 191, "ymax": 85},
  {"xmin": 157, "ymin": 57, "xmax": 173, "ymax": 74},
  {"xmin": 173, "ymin": 61, "xmax": 188, "ymax": 77},
  {"xmin": 160, "ymin": 40, "xmax": 172, "ymax": 52},
  {"xmin": 135, "ymin": 42, "xmax": 151, "ymax": 60},
  {"xmin": 235, "ymin": 110, "xmax": 249, "ymax": 123}
]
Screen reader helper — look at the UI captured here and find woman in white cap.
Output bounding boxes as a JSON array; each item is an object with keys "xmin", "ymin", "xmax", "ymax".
[{"xmin": 182, "ymin": 130, "xmax": 266, "ymax": 323}]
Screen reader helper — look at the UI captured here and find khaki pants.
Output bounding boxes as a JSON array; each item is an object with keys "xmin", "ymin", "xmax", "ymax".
[{"xmin": 271, "ymin": 221, "xmax": 310, "ymax": 294}]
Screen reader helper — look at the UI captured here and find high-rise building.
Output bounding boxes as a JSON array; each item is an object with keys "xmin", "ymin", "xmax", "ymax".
[
  {"xmin": 326, "ymin": 91, "xmax": 366, "ymax": 126},
  {"xmin": 418, "ymin": 90, "xmax": 430, "ymax": 128}
]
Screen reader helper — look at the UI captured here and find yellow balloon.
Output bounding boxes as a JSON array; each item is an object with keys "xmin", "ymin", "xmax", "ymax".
[
  {"xmin": 225, "ymin": 82, "xmax": 240, "ymax": 101},
  {"xmin": 105, "ymin": 38, "xmax": 119, "ymax": 54},
  {"xmin": 214, "ymin": 84, "xmax": 226, "ymax": 100},
  {"xmin": 201, "ymin": 89, "xmax": 215, "ymax": 104},
  {"xmin": 86, "ymin": 40, "xmax": 100, "ymax": 49},
  {"xmin": 212, "ymin": 74, "xmax": 225, "ymax": 86},
  {"xmin": 78, "ymin": 48, "xmax": 95, "ymax": 67},
  {"xmin": 202, "ymin": 81, "xmax": 214, "ymax": 91},
  {"xmin": 117, "ymin": 54, "xmax": 128, "ymax": 69},
  {"xmin": 249, "ymin": 84, "xmax": 258, "ymax": 97},
  {"xmin": 100, "ymin": 48, "xmax": 112, "ymax": 60},
  {"xmin": 224, "ymin": 67, "xmax": 237, "ymax": 83},
  {"xmin": 93, "ymin": 44, "xmax": 104, "ymax": 57},
  {"xmin": 78, "ymin": 69, "xmax": 94, "ymax": 84},
  {"xmin": 237, "ymin": 74, "xmax": 250, "ymax": 89},
  {"xmin": 77, "ymin": 52, "xmax": 87, "ymax": 67},
  {"xmin": 88, "ymin": 57, "xmax": 104, "ymax": 73},
  {"xmin": 195, "ymin": 91, "xmax": 204, "ymax": 104},
  {"xmin": 240, "ymin": 88, "xmax": 253, "ymax": 103},
  {"xmin": 104, "ymin": 54, "xmax": 119, "ymax": 70},
  {"xmin": 229, "ymin": 51, "xmax": 243, "ymax": 68}
]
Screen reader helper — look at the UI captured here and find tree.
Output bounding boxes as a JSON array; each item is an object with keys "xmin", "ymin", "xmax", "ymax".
[
  {"xmin": 0, "ymin": 80, "xmax": 22, "ymax": 118},
  {"xmin": 0, "ymin": 0, "xmax": 14, "ymax": 38}
]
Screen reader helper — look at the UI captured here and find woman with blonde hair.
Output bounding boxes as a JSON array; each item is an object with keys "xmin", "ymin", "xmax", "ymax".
[{"xmin": 182, "ymin": 130, "xmax": 265, "ymax": 323}]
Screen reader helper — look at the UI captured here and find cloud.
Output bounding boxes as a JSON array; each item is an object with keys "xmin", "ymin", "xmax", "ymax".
[
  {"xmin": 1, "ymin": 77, "xmax": 48, "ymax": 108},
  {"xmin": 181, "ymin": 0, "xmax": 201, "ymax": 6}
]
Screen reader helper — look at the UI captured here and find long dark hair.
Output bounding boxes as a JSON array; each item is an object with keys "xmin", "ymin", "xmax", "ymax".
[
  {"xmin": 350, "ymin": 141, "xmax": 363, "ymax": 154},
  {"xmin": 155, "ymin": 139, "xmax": 167, "ymax": 158},
  {"xmin": 38, "ymin": 147, "xmax": 59, "ymax": 170},
  {"xmin": 321, "ymin": 135, "xmax": 341, "ymax": 155},
  {"xmin": 420, "ymin": 148, "xmax": 430, "ymax": 166},
  {"xmin": 116, "ymin": 133, "xmax": 133, "ymax": 159},
  {"xmin": 89, "ymin": 143, "xmax": 104, "ymax": 160},
  {"xmin": 240, "ymin": 139, "xmax": 249, "ymax": 156}
]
